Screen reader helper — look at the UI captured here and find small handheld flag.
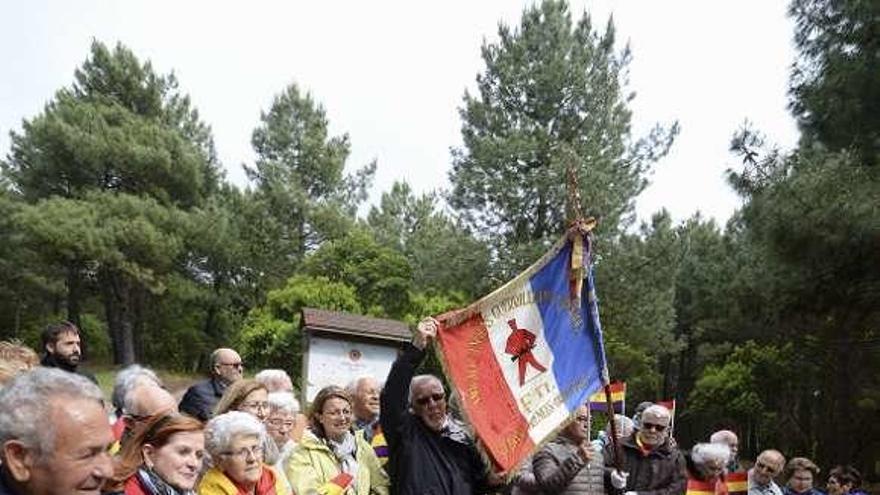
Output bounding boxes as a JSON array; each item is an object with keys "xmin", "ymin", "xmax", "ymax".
[{"xmin": 319, "ymin": 472, "xmax": 353, "ymax": 495}]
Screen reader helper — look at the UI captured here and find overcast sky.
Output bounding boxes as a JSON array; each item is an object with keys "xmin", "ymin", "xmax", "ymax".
[{"xmin": 0, "ymin": 0, "xmax": 800, "ymax": 226}]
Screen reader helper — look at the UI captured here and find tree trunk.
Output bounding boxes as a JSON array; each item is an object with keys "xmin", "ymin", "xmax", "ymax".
[{"xmin": 100, "ymin": 270, "xmax": 136, "ymax": 365}]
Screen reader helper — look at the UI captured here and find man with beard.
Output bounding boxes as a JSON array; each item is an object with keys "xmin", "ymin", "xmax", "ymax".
[
  {"xmin": 39, "ymin": 321, "xmax": 97, "ymax": 384},
  {"xmin": 603, "ymin": 404, "xmax": 686, "ymax": 495}
]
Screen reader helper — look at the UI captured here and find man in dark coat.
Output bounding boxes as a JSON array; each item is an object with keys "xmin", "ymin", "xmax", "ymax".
[
  {"xmin": 178, "ymin": 347, "xmax": 242, "ymax": 421},
  {"xmin": 380, "ymin": 316, "xmax": 493, "ymax": 495},
  {"xmin": 39, "ymin": 321, "xmax": 97, "ymax": 384},
  {"xmin": 603, "ymin": 404, "xmax": 687, "ymax": 495}
]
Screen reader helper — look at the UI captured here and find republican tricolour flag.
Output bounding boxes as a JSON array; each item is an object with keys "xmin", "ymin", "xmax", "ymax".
[
  {"xmin": 436, "ymin": 228, "xmax": 608, "ymax": 473},
  {"xmin": 588, "ymin": 381, "xmax": 626, "ymax": 413}
]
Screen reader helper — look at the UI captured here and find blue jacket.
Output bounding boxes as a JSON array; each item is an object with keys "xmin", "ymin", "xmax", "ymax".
[{"xmin": 178, "ymin": 377, "xmax": 226, "ymax": 421}]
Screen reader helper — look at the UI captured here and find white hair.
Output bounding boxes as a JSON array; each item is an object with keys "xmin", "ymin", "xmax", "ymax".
[
  {"xmin": 253, "ymin": 369, "xmax": 293, "ymax": 393},
  {"xmin": 267, "ymin": 391, "xmax": 300, "ymax": 415},
  {"xmin": 0, "ymin": 368, "xmax": 104, "ymax": 458},
  {"xmin": 346, "ymin": 375, "xmax": 381, "ymax": 395},
  {"xmin": 642, "ymin": 404, "xmax": 671, "ymax": 421},
  {"xmin": 204, "ymin": 411, "xmax": 267, "ymax": 459},
  {"xmin": 710, "ymin": 429, "xmax": 737, "ymax": 444},
  {"xmin": 606, "ymin": 414, "xmax": 635, "ymax": 437},
  {"xmin": 692, "ymin": 442, "xmax": 731, "ymax": 465},
  {"xmin": 408, "ymin": 374, "xmax": 443, "ymax": 405},
  {"xmin": 112, "ymin": 364, "xmax": 162, "ymax": 413}
]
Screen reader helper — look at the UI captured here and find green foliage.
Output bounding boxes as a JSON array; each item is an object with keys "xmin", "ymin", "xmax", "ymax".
[
  {"xmin": 788, "ymin": 0, "xmax": 880, "ymax": 165},
  {"xmin": 367, "ymin": 182, "xmax": 491, "ymax": 298},
  {"xmin": 243, "ymin": 83, "xmax": 375, "ymax": 289},
  {"xmin": 449, "ymin": 0, "xmax": 677, "ymax": 274},
  {"xmin": 238, "ymin": 275, "xmax": 361, "ymax": 383},
  {"xmin": 302, "ymin": 228, "xmax": 413, "ymax": 318}
]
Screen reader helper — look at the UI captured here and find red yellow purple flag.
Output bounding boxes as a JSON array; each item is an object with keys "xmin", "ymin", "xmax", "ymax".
[{"xmin": 318, "ymin": 472, "xmax": 353, "ymax": 495}]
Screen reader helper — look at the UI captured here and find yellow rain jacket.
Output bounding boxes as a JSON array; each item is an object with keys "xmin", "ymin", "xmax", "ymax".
[{"xmin": 285, "ymin": 430, "xmax": 389, "ymax": 495}]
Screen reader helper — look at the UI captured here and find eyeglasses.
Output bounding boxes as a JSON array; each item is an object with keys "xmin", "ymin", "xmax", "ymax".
[
  {"xmin": 219, "ymin": 361, "xmax": 243, "ymax": 369},
  {"xmin": 241, "ymin": 401, "xmax": 269, "ymax": 411},
  {"xmin": 322, "ymin": 408, "xmax": 352, "ymax": 418},
  {"xmin": 415, "ymin": 393, "xmax": 445, "ymax": 406},
  {"xmin": 222, "ymin": 445, "xmax": 263, "ymax": 460},
  {"xmin": 267, "ymin": 418, "xmax": 295, "ymax": 429},
  {"xmin": 642, "ymin": 422, "xmax": 667, "ymax": 432},
  {"xmin": 575, "ymin": 415, "xmax": 590, "ymax": 423}
]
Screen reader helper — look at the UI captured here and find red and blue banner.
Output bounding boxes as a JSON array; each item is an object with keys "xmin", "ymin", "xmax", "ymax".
[{"xmin": 436, "ymin": 229, "xmax": 607, "ymax": 472}]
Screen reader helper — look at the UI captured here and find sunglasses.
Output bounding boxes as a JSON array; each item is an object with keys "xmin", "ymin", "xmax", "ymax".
[
  {"xmin": 415, "ymin": 393, "xmax": 445, "ymax": 406},
  {"xmin": 642, "ymin": 422, "xmax": 667, "ymax": 432}
]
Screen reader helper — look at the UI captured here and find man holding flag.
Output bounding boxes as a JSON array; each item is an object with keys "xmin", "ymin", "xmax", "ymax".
[
  {"xmin": 603, "ymin": 404, "xmax": 686, "ymax": 495},
  {"xmin": 379, "ymin": 317, "xmax": 493, "ymax": 495}
]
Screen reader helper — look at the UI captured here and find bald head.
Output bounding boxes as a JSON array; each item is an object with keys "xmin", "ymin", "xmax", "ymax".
[
  {"xmin": 753, "ymin": 449, "xmax": 786, "ymax": 486},
  {"xmin": 211, "ymin": 348, "xmax": 243, "ymax": 384},
  {"xmin": 126, "ymin": 384, "xmax": 177, "ymax": 417}
]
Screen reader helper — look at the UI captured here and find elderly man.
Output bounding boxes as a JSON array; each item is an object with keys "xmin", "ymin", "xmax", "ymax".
[
  {"xmin": 117, "ymin": 381, "xmax": 177, "ymax": 449},
  {"xmin": 39, "ymin": 321, "xmax": 97, "ymax": 384},
  {"xmin": 749, "ymin": 450, "xmax": 785, "ymax": 495},
  {"xmin": 179, "ymin": 347, "xmax": 243, "ymax": 421},
  {"xmin": 603, "ymin": 404, "xmax": 686, "ymax": 495},
  {"xmin": 710, "ymin": 429, "xmax": 741, "ymax": 472},
  {"xmin": 380, "ymin": 317, "xmax": 491, "ymax": 495},
  {"xmin": 0, "ymin": 368, "xmax": 114, "ymax": 495},
  {"xmin": 109, "ymin": 364, "xmax": 163, "ymax": 440},
  {"xmin": 349, "ymin": 375, "xmax": 382, "ymax": 439}
]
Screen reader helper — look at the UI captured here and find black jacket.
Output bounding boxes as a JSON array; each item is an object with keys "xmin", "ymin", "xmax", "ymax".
[
  {"xmin": 178, "ymin": 377, "xmax": 226, "ymax": 421},
  {"xmin": 380, "ymin": 343, "xmax": 490, "ymax": 495},
  {"xmin": 39, "ymin": 353, "xmax": 98, "ymax": 384},
  {"xmin": 603, "ymin": 433, "xmax": 686, "ymax": 495}
]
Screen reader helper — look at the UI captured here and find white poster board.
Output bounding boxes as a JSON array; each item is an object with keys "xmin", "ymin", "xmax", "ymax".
[{"xmin": 304, "ymin": 335, "xmax": 400, "ymax": 403}]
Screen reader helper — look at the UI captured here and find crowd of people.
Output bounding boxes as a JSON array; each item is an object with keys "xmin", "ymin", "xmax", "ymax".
[{"xmin": 0, "ymin": 318, "xmax": 870, "ymax": 495}]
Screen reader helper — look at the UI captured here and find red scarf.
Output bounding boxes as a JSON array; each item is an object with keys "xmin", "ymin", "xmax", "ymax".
[{"xmin": 231, "ymin": 467, "xmax": 279, "ymax": 495}]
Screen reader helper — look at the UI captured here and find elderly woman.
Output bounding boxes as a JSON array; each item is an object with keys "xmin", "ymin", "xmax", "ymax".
[
  {"xmin": 214, "ymin": 379, "xmax": 279, "ymax": 465},
  {"xmin": 286, "ymin": 385, "xmax": 389, "ymax": 495},
  {"xmin": 685, "ymin": 442, "xmax": 731, "ymax": 494},
  {"xmin": 265, "ymin": 392, "xmax": 300, "ymax": 493},
  {"xmin": 104, "ymin": 413, "xmax": 205, "ymax": 495},
  {"xmin": 784, "ymin": 457, "xmax": 822, "ymax": 495},
  {"xmin": 199, "ymin": 411, "xmax": 287, "ymax": 495}
]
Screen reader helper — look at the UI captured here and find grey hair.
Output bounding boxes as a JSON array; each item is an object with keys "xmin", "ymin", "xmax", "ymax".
[
  {"xmin": 112, "ymin": 364, "xmax": 162, "ymax": 413},
  {"xmin": 710, "ymin": 429, "xmax": 737, "ymax": 444},
  {"xmin": 254, "ymin": 369, "xmax": 293, "ymax": 393},
  {"xmin": 642, "ymin": 404, "xmax": 671, "ymax": 421},
  {"xmin": 606, "ymin": 414, "xmax": 635, "ymax": 438},
  {"xmin": 267, "ymin": 391, "xmax": 300, "ymax": 415},
  {"xmin": 346, "ymin": 375, "xmax": 382, "ymax": 395},
  {"xmin": 204, "ymin": 411, "xmax": 267, "ymax": 459},
  {"xmin": 408, "ymin": 374, "xmax": 443, "ymax": 405},
  {"xmin": 0, "ymin": 368, "xmax": 104, "ymax": 457},
  {"xmin": 692, "ymin": 442, "xmax": 731, "ymax": 466}
]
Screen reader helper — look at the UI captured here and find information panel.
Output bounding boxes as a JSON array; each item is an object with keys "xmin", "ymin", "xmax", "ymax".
[{"xmin": 304, "ymin": 335, "xmax": 399, "ymax": 403}]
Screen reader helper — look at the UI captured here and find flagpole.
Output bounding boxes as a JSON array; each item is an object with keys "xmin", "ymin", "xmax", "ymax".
[{"xmin": 565, "ymin": 156, "xmax": 623, "ymax": 471}]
